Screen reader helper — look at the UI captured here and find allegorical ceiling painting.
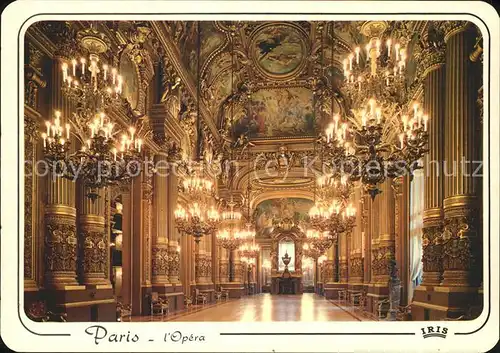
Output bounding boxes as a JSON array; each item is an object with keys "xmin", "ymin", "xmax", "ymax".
[
  {"xmin": 249, "ymin": 23, "xmax": 308, "ymax": 80},
  {"xmin": 234, "ymin": 87, "xmax": 315, "ymax": 138},
  {"xmin": 254, "ymin": 198, "xmax": 313, "ymax": 237}
]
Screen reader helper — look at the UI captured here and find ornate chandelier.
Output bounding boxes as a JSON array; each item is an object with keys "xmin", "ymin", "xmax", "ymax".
[
  {"xmin": 40, "ymin": 25, "xmax": 143, "ymax": 199},
  {"xmin": 42, "ymin": 109, "xmax": 142, "ymax": 200},
  {"xmin": 216, "ymin": 199, "xmax": 245, "ymax": 250},
  {"xmin": 238, "ymin": 243, "xmax": 260, "ymax": 259},
  {"xmin": 328, "ymin": 200, "xmax": 356, "ymax": 239},
  {"xmin": 321, "ymin": 22, "xmax": 429, "ymax": 199},
  {"xmin": 305, "ymin": 229, "xmax": 334, "ymax": 254},
  {"xmin": 302, "ymin": 242, "xmax": 324, "ymax": 260},
  {"xmin": 175, "ymin": 169, "xmax": 220, "ymax": 242},
  {"xmin": 60, "ymin": 26, "xmax": 124, "ymax": 113},
  {"xmin": 175, "ymin": 21, "xmax": 221, "ymax": 242}
]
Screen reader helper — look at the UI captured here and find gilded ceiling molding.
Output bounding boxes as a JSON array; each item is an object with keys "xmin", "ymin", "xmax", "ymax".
[
  {"xmin": 25, "ymin": 25, "xmax": 58, "ymax": 58},
  {"xmin": 150, "ymin": 21, "xmax": 220, "ymax": 143}
]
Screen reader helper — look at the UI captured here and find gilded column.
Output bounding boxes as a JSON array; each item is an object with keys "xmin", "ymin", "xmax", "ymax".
[
  {"xmin": 77, "ymin": 186, "xmax": 109, "ymax": 286},
  {"xmin": 350, "ymin": 187, "xmax": 364, "ymax": 284},
  {"xmin": 44, "ymin": 55, "xmax": 79, "ymax": 290},
  {"xmin": 232, "ymin": 250, "xmax": 242, "ymax": 283},
  {"xmin": 152, "ymin": 154, "xmax": 170, "ymax": 286},
  {"xmin": 419, "ymin": 23, "xmax": 446, "ymax": 286},
  {"xmin": 219, "ymin": 247, "xmax": 230, "ymax": 283},
  {"xmin": 339, "ymin": 233, "xmax": 348, "ymax": 283},
  {"xmin": 24, "ymin": 115, "xmax": 39, "ymax": 290},
  {"xmin": 376, "ymin": 180, "xmax": 396, "ymax": 284},
  {"xmin": 393, "ymin": 177, "xmax": 410, "ymax": 304},
  {"xmin": 167, "ymin": 153, "xmax": 181, "ymax": 285},
  {"xmin": 142, "ymin": 164, "xmax": 153, "ymax": 287},
  {"xmin": 370, "ymin": 189, "xmax": 381, "ymax": 283},
  {"xmin": 362, "ymin": 193, "xmax": 370, "ymax": 285},
  {"xmin": 442, "ymin": 22, "xmax": 482, "ymax": 288}
]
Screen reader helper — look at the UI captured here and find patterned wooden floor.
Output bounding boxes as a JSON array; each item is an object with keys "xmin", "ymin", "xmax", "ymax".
[{"xmin": 130, "ymin": 293, "xmax": 364, "ymax": 322}]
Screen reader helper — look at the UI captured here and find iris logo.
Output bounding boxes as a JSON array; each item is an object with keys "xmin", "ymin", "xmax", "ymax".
[{"xmin": 421, "ymin": 326, "xmax": 448, "ymax": 339}]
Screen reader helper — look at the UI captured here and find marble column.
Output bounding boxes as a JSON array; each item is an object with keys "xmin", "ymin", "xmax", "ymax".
[
  {"xmin": 442, "ymin": 22, "xmax": 482, "ymax": 288},
  {"xmin": 77, "ymin": 186, "xmax": 109, "ymax": 286},
  {"xmin": 152, "ymin": 154, "xmax": 170, "ymax": 287}
]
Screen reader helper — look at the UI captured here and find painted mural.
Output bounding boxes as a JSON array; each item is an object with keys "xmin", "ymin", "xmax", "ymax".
[
  {"xmin": 251, "ymin": 24, "xmax": 306, "ymax": 78},
  {"xmin": 119, "ymin": 53, "xmax": 139, "ymax": 110},
  {"xmin": 234, "ymin": 87, "xmax": 315, "ymax": 138},
  {"xmin": 254, "ymin": 198, "xmax": 313, "ymax": 237}
]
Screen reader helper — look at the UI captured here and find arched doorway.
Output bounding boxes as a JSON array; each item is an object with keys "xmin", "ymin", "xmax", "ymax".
[{"xmin": 269, "ymin": 225, "xmax": 306, "ymax": 294}]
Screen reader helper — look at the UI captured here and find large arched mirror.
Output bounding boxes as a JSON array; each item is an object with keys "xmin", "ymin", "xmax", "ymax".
[{"xmin": 278, "ymin": 237, "xmax": 295, "ymax": 271}]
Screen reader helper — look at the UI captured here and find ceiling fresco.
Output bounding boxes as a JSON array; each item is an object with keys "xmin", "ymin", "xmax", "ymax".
[
  {"xmin": 234, "ymin": 87, "xmax": 315, "ymax": 138},
  {"xmin": 249, "ymin": 23, "xmax": 308, "ymax": 80},
  {"xmin": 254, "ymin": 198, "xmax": 313, "ymax": 237}
]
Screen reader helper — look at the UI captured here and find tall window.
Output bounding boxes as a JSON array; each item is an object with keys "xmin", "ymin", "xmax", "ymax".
[
  {"xmin": 409, "ymin": 167, "xmax": 424, "ymax": 302},
  {"xmin": 278, "ymin": 238, "xmax": 295, "ymax": 271}
]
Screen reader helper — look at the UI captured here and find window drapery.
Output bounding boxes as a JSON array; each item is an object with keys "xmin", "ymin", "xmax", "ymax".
[{"xmin": 409, "ymin": 168, "xmax": 424, "ymax": 302}]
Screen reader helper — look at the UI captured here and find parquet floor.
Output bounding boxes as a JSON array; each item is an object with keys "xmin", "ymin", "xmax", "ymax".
[{"xmin": 130, "ymin": 293, "xmax": 363, "ymax": 322}]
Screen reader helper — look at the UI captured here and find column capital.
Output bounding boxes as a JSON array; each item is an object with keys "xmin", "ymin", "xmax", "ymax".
[
  {"xmin": 442, "ymin": 21, "xmax": 472, "ymax": 42},
  {"xmin": 416, "ymin": 23, "xmax": 446, "ymax": 78}
]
